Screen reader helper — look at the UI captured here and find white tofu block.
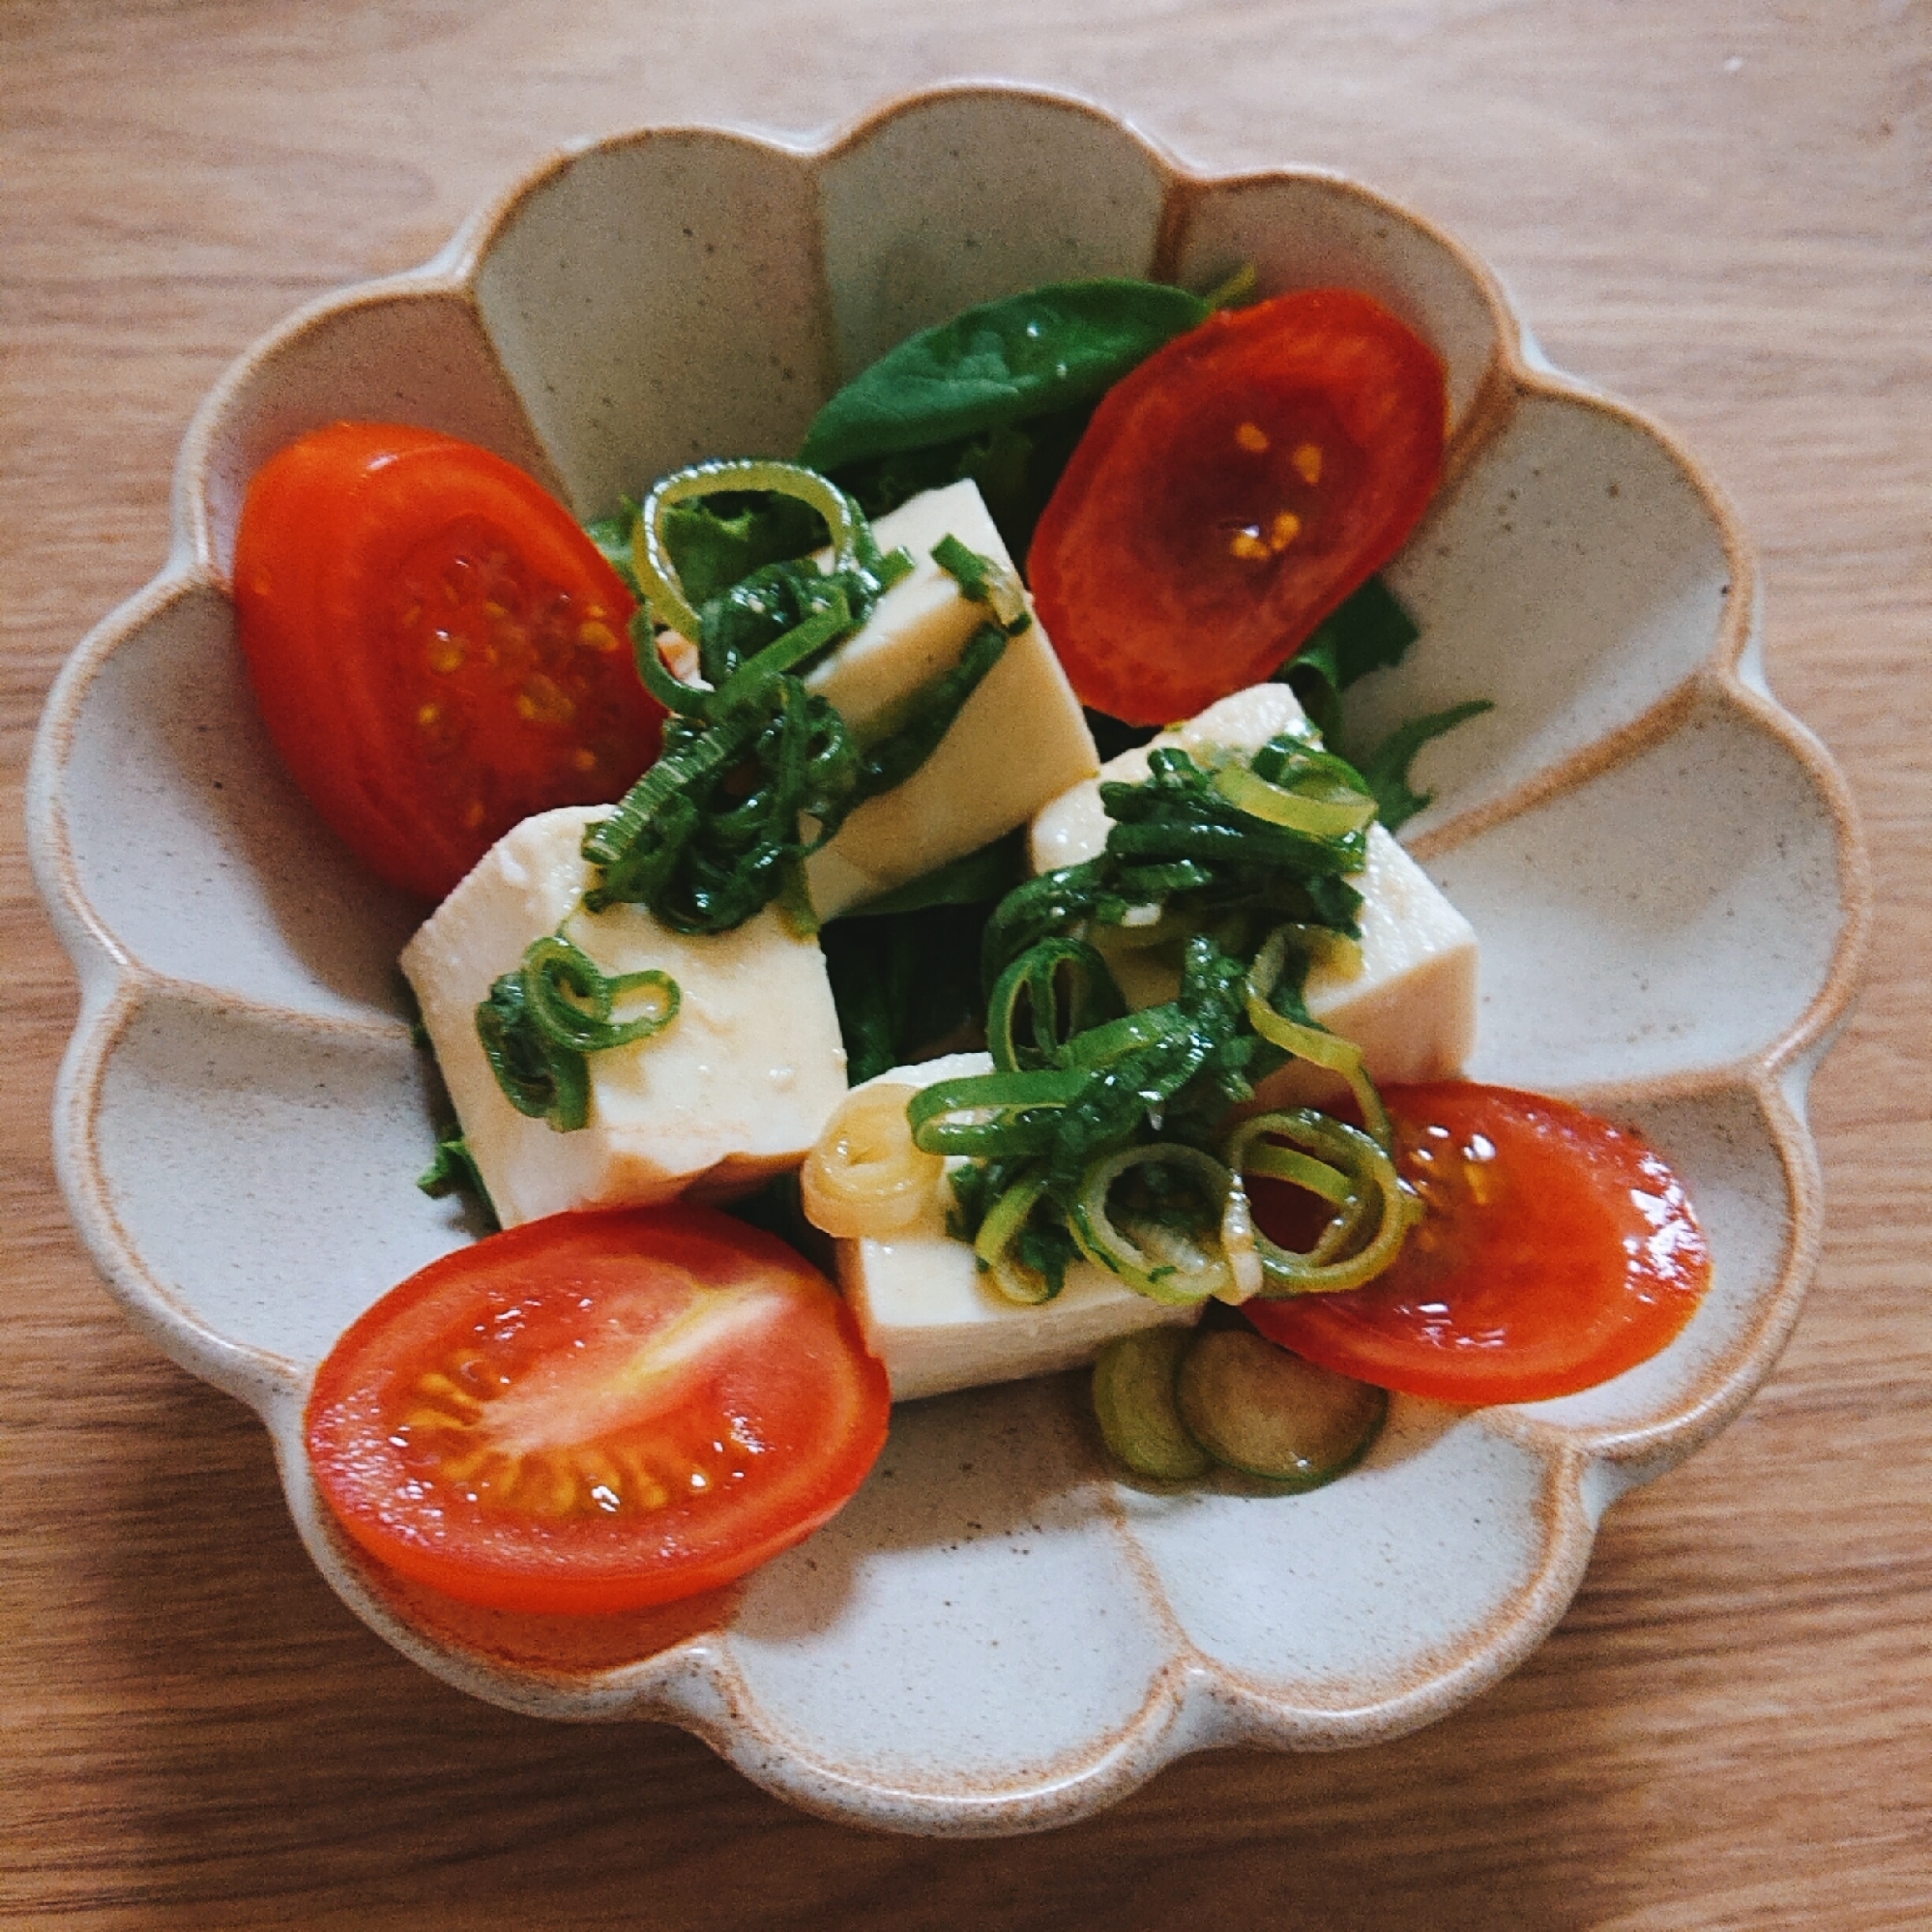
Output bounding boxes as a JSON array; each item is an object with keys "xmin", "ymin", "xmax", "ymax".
[
  {"xmin": 800, "ymin": 480, "xmax": 1098, "ymax": 918},
  {"xmin": 1028, "ymin": 684, "xmax": 1479, "ymax": 1087},
  {"xmin": 401, "ymin": 805, "xmax": 849, "ymax": 1227},
  {"xmin": 834, "ymin": 1054, "xmax": 1199, "ymax": 1402}
]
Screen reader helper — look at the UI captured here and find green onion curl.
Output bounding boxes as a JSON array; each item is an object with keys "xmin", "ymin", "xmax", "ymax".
[
  {"xmin": 1069, "ymin": 1145, "xmax": 1237, "ymax": 1306},
  {"xmin": 972, "ymin": 1166, "xmax": 1056, "ymax": 1304},
  {"xmin": 522, "ymin": 935, "xmax": 679, "ymax": 1053},
  {"xmin": 1245, "ymin": 923, "xmax": 1391, "ymax": 1146},
  {"xmin": 634, "ymin": 459, "xmax": 862, "ymax": 644},
  {"xmin": 985, "ymin": 938, "xmax": 1124, "ymax": 1072},
  {"xmin": 1220, "ymin": 1109, "xmax": 1419, "ymax": 1297},
  {"xmin": 908, "ymin": 1068, "xmax": 1091, "ymax": 1157}
]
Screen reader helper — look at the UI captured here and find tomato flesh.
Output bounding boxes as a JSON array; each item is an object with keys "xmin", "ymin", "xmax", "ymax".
[
  {"xmin": 306, "ymin": 1206, "xmax": 890, "ymax": 1614},
  {"xmin": 1247, "ymin": 1084, "xmax": 1711, "ymax": 1405},
  {"xmin": 234, "ymin": 423, "xmax": 664, "ymax": 901},
  {"xmin": 1029, "ymin": 288, "xmax": 1447, "ymax": 724}
]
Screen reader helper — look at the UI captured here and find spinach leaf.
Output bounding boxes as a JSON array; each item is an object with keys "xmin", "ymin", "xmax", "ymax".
[
  {"xmin": 834, "ymin": 401, "xmax": 1096, "ymax": 560},
  {"xmin": 820, "ymin": 834, "xmax": 1026, "ymax": 1082},
  {"xmin": 822, "ymin": 897, "xmax": 999, "ymax": 1085},
  {"xmin": 417, "ymin": 1124, "xmax": 499, "ymax": 1230},
  {"xmin": 586, "ymin": 510, "xmax": 642, "ymax": 598},
  {"xmin": 1273, "ymin": 577, "xmax": 1491, "ymax": 831},
  {"xmin": 840, "ymin": 832, "xmax": 1026, "ymax": 920},
  {"xmin": 1353, "ymin": 699, "xmax": 1494, "ymax": 834},
  {"xmin": 1277, "ymin": 575, "xmax": 1421, "ymax": 746},
  {"xmin": 798, "ymin": 279, "xmax": 1210, "ymax": 477}
]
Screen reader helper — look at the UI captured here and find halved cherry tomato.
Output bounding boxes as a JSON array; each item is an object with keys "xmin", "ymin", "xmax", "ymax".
[
  {"xmin": 1028, "ymin": 288, "xmax": 1447, "ymax": 724},
  {"xmin": 234, "ymin": 423, "xmax": 663, "ymax": 901},
  {"xmin": 1247, "ymin": 1084, "xmax": 1711, "ymax": 1405},
  {"xmin": 306, "ymin": 1205, "xmax": 890, "ymax": 1614}
]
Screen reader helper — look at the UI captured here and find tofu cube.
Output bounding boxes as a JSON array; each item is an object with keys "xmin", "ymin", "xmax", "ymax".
[
  {"xmin": 799, "ymin": 480, "xmax": 1098, "ymax": 918},
  {"xmin": 401, "ymin": 805, "xmax": 849, "ymax": 1227},
  {"xmin": 835, "ymin": 1054, "xmax": 1199, "ymax": 1402},
  {"xmin": 1028, "ymin": 684, "xmax": 1479, "ymax": 1087}
]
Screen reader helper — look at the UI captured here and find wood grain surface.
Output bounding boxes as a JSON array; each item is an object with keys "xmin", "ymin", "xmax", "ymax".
[{"xmin": 3, "ymin": 3, "xmax": 1927, "ymax": 1925}]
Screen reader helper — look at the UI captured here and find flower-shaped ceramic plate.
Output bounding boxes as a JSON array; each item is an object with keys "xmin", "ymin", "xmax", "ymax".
[{"xmin": 29, "ymin": 84, "xmax": 1867, "ymax": 1834}]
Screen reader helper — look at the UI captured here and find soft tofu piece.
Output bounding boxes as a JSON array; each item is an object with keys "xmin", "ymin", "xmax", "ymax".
[
  {"xmin": 1028, "ymin": 684, "xmax": 1479, "ymax": 1087},
  {"xmin": 835, "ymin": 1053, "xmax": 1199, "ymax": 1402},
  {"xmin": 798, "ymin": 480, "xmax": 1098, "ymax": 918},
  {"xmin": 401, "ymin": 805, "xmax": 849, "ymax": 1227}
]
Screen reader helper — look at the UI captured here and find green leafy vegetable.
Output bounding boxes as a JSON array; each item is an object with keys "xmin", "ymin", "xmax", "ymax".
[
  {"xmin": 819, "ymin": 835, "xmax": 1025, "ymax": 1081},
  {"xmin": 840, "ymin": 832, "xmax": 1026, "ymax": 921},
  {"xmin": 417, "ymin": 1124, "xmax": 499, "ymax": 1229},
  {"xmin": 833, "ymin": 404, "xmax": 1096, "ymax": 562},
  {"xmin": 1277, "ymin": 575, "xmax": 1421, "ymax": 746},
  {"xmin": 799, "ymin": 280, "xmax": 1212, "ymax": 475},
  {"xmin": 585, "ymin": 510, "xmax": 643, "ymax": 598},
  {"xmin": 592, "ymin": 492, "xmax": 830, "ymax": 611},
  {"xmin": 1273, "ymin": 575, "xmax": 1491, "ymax": 831},
  {"xmin": 798, "ymin": 278, "xmax": 1216, "ymax": 557},
  {"xmin": 1352, "ymin": 698, "xmax": 1494, "ymax": 833},
  {"xmin": 822, "ymin": 896, "xmax": 997, "ymax": 1086}
]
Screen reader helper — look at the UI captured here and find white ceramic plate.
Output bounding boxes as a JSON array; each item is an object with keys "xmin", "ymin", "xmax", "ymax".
[{"xmin": 28, "ymin": 84, "xmax": 1867, "ymax": 1835}]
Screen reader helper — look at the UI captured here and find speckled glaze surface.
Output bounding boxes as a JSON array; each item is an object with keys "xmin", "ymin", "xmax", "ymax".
[{"xmin": 27, "ymin": 84, "xmax": 1868, "ymax": 1835}]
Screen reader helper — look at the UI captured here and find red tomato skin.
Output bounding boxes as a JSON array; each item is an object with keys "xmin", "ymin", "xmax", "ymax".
[
  {"xmin": 1028, "ymin": 288, "xmax": 1447, "ymax": 724},
  {"xmin": 306, "ymin": 1206, "xmax": 891, "ymax": 1615},
  {"xmin": 233, "ymin": 423, "xmax": 663, "ymax": 901},
  {"xmin": 1247, "ymin": 1084, "xmax": 1711, "ymax": 1405}
]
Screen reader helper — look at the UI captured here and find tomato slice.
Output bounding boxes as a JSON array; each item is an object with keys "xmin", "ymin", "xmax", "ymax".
[
  {"xmin": 1246, "ymin": 1084, "xmax": 1711, "ymax": 1405},
  {"xmin": 1028, "ymin": 288, "xmax": 1447, "ymax": 724},
  {"xmin": 306, "ymin": 1205, "xmax": 890, "ymax": 1614},
  {"xmin": 233, "ymin": 423, "xmax": 664, "ymax": 901}
]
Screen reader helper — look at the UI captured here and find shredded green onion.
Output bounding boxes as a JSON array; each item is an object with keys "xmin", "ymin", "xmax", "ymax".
[
  {"xmin": 931, "ymin": 719, "xmax": 1422, "ymax": 1314},
  {"xmin": 931, "ymin": 532, "xmax": 1032, "ymax": 635},
  {"xmin": 586, "ymin": 462, "xmax": 1005, "ymax": 938}
]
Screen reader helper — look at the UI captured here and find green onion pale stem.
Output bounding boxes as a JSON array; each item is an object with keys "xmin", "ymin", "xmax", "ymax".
[
  {"xmin": 1245, "ymin": 924, "xmax": 1391, "ymax": 1146},
  {"xmin": 1214, "ymin": 761, "xmax": 1377, "ymax": 838},
  {"xmin": 972, "ymin": 1168, "xmax": 1055, "ymax": 1304}
]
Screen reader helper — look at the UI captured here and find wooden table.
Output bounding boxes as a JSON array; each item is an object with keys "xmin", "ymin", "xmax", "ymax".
[{"xmin": 4, "ymin": 4, "xmax": 1926, "ymax": 1924}]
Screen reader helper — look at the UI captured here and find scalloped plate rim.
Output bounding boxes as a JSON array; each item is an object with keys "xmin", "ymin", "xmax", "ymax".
[{"xmin": 25, "ymin": 81, "xmax": 1870, "ymax": 1835}]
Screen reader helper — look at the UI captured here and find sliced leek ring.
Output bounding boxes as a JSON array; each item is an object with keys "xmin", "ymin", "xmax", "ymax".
[
  {"xmin": 801, "ymin": 1082, "xmax": 943, "ymax": 1239},
  {"xmin": 1222, "ymin": 1110, "xmax": 1419, "ymax": 1297},
  {"xmin": 1069, "ymin": 1144, "xmax": 1236, "ymax": 1305}
]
